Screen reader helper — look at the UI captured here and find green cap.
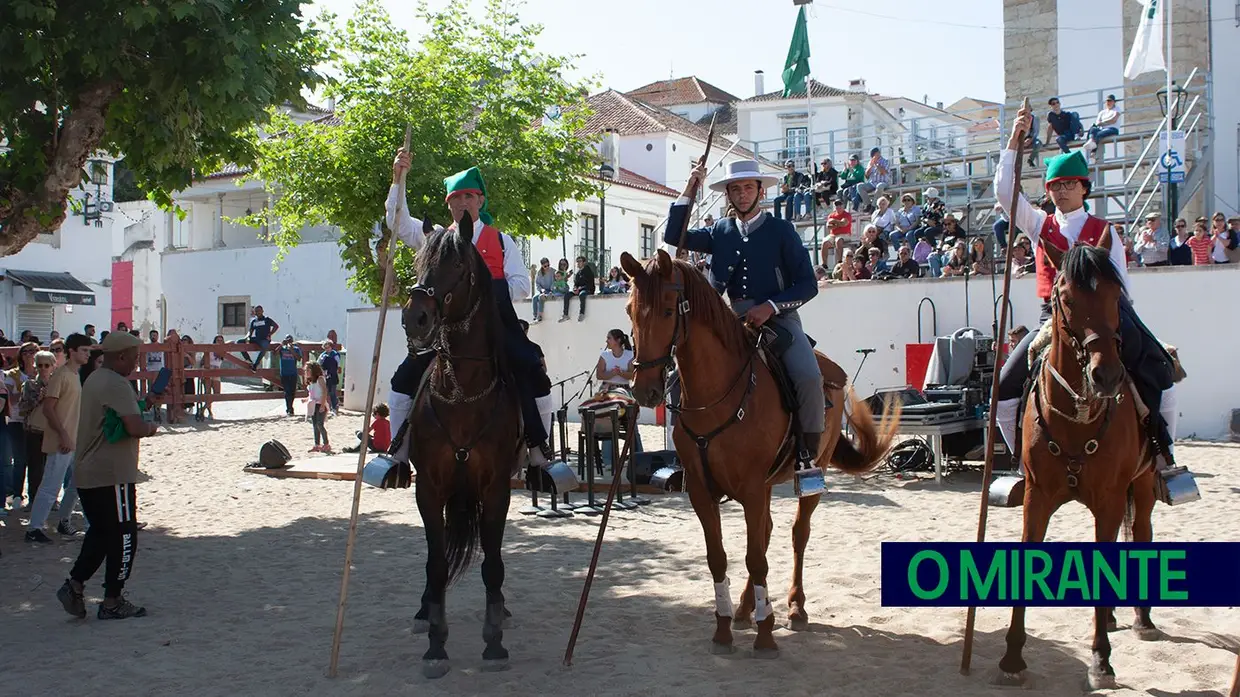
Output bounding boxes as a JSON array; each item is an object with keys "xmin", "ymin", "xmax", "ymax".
[
  {"xmin": 443, "ymin": 166, "xmax": 494, "ymax": 225},
  {"xmin": 1044, "ymin": 150, "xmax": 1090, "ymax": 188}
]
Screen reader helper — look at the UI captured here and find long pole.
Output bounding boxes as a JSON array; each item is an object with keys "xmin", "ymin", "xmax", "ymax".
[
  {"xmin": 1163, "ymin": 0, "xmax": 1175, "ymax": 222},
  {"xmin": 677, "ymin": 114, "xmax": 716, "ymax": 260},
  {"xmin": 327, "ymin": 124, "xmax": 409, "ymax": 678},
  {"xmin": 563, "ymin": 409, "xmax": 638, "ymax": 666},
  {"xmin": 959, "ymin": 97, "xmax": 1029, "ymax": 676}
]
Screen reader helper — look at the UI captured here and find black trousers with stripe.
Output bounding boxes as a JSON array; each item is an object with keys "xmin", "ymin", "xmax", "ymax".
[{"xmin": 71, "ymin": 483, "xmax": 138, "ymax": 599}]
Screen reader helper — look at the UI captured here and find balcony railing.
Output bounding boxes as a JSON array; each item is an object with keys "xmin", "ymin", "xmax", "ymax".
[{"xmin": 574, "ymin": 244, "xmax": 611, "ymax": 274}]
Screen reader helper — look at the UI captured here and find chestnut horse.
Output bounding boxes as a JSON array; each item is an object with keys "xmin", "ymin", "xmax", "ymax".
[
  {"xmin": 998, "ymin": 235, "xmax": 1160, "ymax": 690},
  {"xmin": 402, "ymin": 213, "xmax": 523, "ymax": 679},
  {"xmin": 620, "ymin": 250, "xmax": 899, "ymax": 658}
]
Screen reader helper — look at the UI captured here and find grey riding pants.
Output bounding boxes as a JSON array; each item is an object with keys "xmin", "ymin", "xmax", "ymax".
[{"xmin": 733, "ymin": 301, "xmax": 825, "ymax": 435}]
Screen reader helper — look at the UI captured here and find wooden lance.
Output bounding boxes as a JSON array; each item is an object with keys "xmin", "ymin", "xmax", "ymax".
[
  {"xmin": 959, "ymin": 97, "xmax": 1030, "ymax": 675},
  {"xmin": 676, "ymin": 113, "xmax": 717, "ymax": 259}
]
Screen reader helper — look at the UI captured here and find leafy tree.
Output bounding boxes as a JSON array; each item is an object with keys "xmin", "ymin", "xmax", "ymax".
[
  {"xmin": 238, "ymin": 0, "xmax": 602, "ymax": 305},
  {"xmin": 0, "ymin": 0, "xmax": 324, "ymax": 255}
]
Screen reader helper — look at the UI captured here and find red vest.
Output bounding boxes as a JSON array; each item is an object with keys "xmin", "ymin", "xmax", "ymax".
[
  {"xmin": 1034, "ymin": 214, "xmax": 1109, "ymax": 300},
  {"xmin": 454, "ymin": 223, "xmax": 505, "ymax": 281}
]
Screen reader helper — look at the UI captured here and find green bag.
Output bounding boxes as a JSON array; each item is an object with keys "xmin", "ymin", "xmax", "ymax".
[{"xmin": 103, "ymin": 400, "xmax": 146, "ymax": 444}]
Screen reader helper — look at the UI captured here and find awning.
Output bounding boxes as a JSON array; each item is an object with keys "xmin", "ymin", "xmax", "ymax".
[{"xmin": 4, "ymin": 269, "xmax": 96, "ymax": 306}]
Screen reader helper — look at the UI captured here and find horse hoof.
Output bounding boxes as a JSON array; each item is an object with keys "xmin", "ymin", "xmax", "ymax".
[
  {"xmin": 990, "ymin": 670, "xmax": 1033, "ymax": 689},
  {"xmin": 422, "ymin": 659, "xmax": 450, "ymax": 679},
  {"xmin": 710, "ymin": 642, "xmax": 735, "ymax": 655},
  {"xmin": 1086, "ymin": 670, "xmax": 1117, "ymax": 691},
  {"xmin": 787, "ymin": 615, "xmax": 810, "ymax": 632},
  {"xmin": 751, "ymin": 647, "xmax": 780, "ymax": 660},
  {"xmin": 731, "ymin": 616, "xmax": 753, "ymax": 630},
  {"xmin": 481, "ymin": 659, "xmax": 510, "ymax": 673},
  {"xmin": 1132, "ymin": 626, "xmax": 1163, "ymax": 642},
  {"xmin": 412, "ymin": 619, "xmax": 430, "ymax": 634}
]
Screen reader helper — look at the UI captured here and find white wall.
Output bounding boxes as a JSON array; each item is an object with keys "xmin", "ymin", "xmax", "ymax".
[
  {"xmin": 662, "ymin": 102, "xmax": 718, "ymax": 124},
  {"xmin": 347, "ymin": 263, "xmax": 1240, "ymax": 440},
  {"xmin": 1211, "ymin": 0, "xmax": 1240, "ymax": 215},
  {"xmin": 618, "ymin": 134, "xmax": 668, "ymax": 186},
  {"xmin": 526, "ymin": 188, "xmax": 673, "ymax": 278},
  {"xmin": 159, "ymin": 240, "xmax": 368, "ymax": 345}
]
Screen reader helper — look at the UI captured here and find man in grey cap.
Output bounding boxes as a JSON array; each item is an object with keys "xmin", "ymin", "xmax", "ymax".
[
  {"xmin": 57, "ymin": 330, "xmax": 161, "ymax": 621},
  {"xmin": 1134, "ymin": 211, "xmax": 1169, "ymax": 267}
]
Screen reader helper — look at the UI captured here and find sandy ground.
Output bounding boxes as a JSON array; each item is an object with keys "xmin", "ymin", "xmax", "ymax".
[{"xmin": 1, "ymin": 382, "xmax": 1237, "ymax": 697}]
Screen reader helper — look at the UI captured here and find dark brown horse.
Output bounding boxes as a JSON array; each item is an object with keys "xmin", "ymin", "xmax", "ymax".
[
  {"xmin": 620, "ymin": 250, "xmax": 899, "ymax": 658},
  {"xmin": 402, "ymin": 212, "xmax": 523, "ymax": 679},
  {"xmin": 998, "ymin": 234, "xmax": 1160, "ymax": 690}
]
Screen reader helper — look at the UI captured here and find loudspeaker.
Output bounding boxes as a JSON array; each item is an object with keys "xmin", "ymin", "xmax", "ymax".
[
  {"xmin": 259, "ymin": 439, "xmax": 292, "ymax": 469},
  {"xmin": 631, "ymin": 450, "xmax": 676, "ymax": 485},
  {"xmin": 865, "ymin": 386, "xmax": 926, "ymax": 415}
]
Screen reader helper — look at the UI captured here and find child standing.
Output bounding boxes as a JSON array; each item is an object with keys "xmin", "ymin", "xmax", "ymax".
[
  {"xmin": 305, "ymin": 361, "xmax": 331, "ymax": 453},
  {"xmin": 1187, "ymin": 220, "xmax": 1213, "ymax": 266}
]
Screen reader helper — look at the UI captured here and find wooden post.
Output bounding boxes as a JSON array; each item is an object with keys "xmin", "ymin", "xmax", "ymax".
[
  {"xmin": 959, "ymin": 96, "xmax": 1029, "ymax": 676},
  {"xmin": 327, "ymin": 124, "xmax": 409, "ymax": 678}
]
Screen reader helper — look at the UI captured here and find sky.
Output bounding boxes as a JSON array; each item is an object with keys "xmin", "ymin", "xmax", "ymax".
[{"xmin": 308, "ymin": 0, "xmax": 1006, "ymax": 107}]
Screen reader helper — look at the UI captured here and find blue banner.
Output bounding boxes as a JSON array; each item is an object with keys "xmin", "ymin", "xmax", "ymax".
[{"xmin": 880, "ymin": 542, "xmax": 1240, "ymax": 607}]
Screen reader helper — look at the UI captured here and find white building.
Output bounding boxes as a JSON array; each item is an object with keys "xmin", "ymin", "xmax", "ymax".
[{"xmin": 0, "ymin": 156, "xmax": 119, "ymax": 341}]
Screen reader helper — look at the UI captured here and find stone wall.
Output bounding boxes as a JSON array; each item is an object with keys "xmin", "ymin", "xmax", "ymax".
[{"xmin": 1003, "ymin": 0, "xmax": 1058, "ymax": 105}]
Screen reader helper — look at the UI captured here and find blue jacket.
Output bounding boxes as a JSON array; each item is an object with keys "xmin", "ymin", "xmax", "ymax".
[{"xmin": 664, "ymin": 203, "xmax": 818, "ymax": 314}]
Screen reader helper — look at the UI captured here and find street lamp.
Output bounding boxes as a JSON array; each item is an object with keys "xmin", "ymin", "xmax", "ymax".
[
  {"xmin": 597, "ymin": 129, "xmax": 619, "ymax": 275},
  {"xmin": 1156, "ymin": 82, "xmax": 1187, "ymax": 221}
]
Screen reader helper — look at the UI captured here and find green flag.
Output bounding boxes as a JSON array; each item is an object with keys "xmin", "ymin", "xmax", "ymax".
[{"xmin": 781, "ymin": 7, "xmax": 811, "ymax": 97}]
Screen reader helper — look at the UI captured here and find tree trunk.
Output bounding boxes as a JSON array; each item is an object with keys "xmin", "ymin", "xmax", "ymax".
[{"xmin": 0, "ymin": 81, "xmax": 122, "ymax": 255}]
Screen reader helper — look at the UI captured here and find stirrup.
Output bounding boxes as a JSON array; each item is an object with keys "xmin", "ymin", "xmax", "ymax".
[
  {"xmin": 792, "ymin": 452, "xmax": 825, "ymax": 497},
  {"xmin": 1156, "ymin": 464, "xmax": 1200, "ymax": 506}
]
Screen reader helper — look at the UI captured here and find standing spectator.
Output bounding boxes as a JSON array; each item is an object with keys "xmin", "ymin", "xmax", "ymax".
[
  {"xmin": 276, "ymin": 336, "xmax": 302, "ymax": 416},
  {"xmin": 1167, "ymin": 218, "xmax": 1193, "ymax": 266},
  {"xmin": 24, "ymin": 332, "xmax": 91, "ymax": 543},
  {"xmin": 144, "ymin": 329, "xmax": 163, "ymax": 421},
  {"xmin": 50, "ymin": 337, "xmax": 65, "ymax": 367},
  {"xmin": 892, "ymin": 194, "xmax": 922, "ymax": 249},
  {"xmin": 1228, "ymin": 216, "xmax": 1240, "ymax": 263},
  {"xmin": 838, "ymin": 154, "xmax": 865, "ymax": 212},
  {"xmin": 180, "ymin": 334, "xmax": 197, "ymax": 418},
  {"xmin": 84, "ymin": 324, "xmax": 97, "ymax": 343},
  {"xmin": 320, "ymin": 340, "xmax": 341, "ymax": 416},
  {"xmin": 773, "ymin": 160, "xmax": 809, "ymax": 220},
  {"xmin": 1186, "ymin": 219, "xmax": 1213, "ymax": 265},
  {"xmin": 1210, "ymin": 216, "xmax": 1232, "ymax": 264},
  {"xmin": 5, "ymin": 343, "xmax": 38, "ymax": 509},
  {"xmin": 19, "ymin": 350, "xmax": 55, "ymax": 515},
  {"xmin": 812, "ymin": 158, "xmax": 838, "ymax": 209},
  {"xmin": 559, "ymin": 256, "xmax": 594, "ymax": 323},
  {"xmin": 1083, "ymin": 94, "xmax": 1121, "ymax": 158},
  {"xmin": 305, "ymin": 361, "xmax": 332, "ymax": 453},
  {"xmin": 242, "ymin": 305, "xmax": 279, "ymax": 371},
  {"xmin": 1134, "ymin": 212, "xmax": 1169, "ymax": 267},
  {"xmin": 854, "ymin": 147, "xmax": 891, "ymax": 213},
  {"xmin": 201, "ymin": 335, "xmax": 225, "ymax": 421},
  {"xmin": 115, "ymin": 321, "xmax": 129, "ymax": 333},
  {"xmin": 56, "ymin": 331, "xmax": 160, "ymax": 620},
  {"xmin": 1045, "ymin": 96, "xmax": 1080, "ymax": 154},
  {"xmin": 821, "ymin": 198, "xmax": 853, "ymax": 269},
  {"xmin": 890, "ymin": 245, "xmax": 921, "ymax": 278},
  {"xmin": 531, "ymin": 257, "xmax": 556, "ymax": 323}
]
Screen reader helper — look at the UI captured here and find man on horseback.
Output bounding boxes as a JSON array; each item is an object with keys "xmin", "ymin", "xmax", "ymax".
[
  {"xmin": 385, "ymin": 150, "xmax": 556, "ymax": 469},
  {"xmin": 992, "ymin": 105, "xmax": 1187, "ymax": 499},
  {"xmin": 664, "ymin": 159, "xmax": 826, "ymax": 495}
]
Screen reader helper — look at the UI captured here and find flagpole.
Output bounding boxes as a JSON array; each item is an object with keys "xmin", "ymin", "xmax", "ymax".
[
  {"xmin": 805, "ymin": 8, "xmax": 817, "ymax": 263},
  {"xmin": 1164, "ymin": 0, "xmax": 1174, "ymax": 222}
]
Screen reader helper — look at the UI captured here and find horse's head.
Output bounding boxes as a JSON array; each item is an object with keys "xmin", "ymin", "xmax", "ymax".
[
  {"xmin": 1041, "ymin": 231, "xmax": 1126, "ymax": 396},
  {"xmin": 404, "ymin": 212, "xmax": 486, "ymax": 351},
  {"xmin": 621, "ymin": 249, "xmax": 684, "ymax": 408}
]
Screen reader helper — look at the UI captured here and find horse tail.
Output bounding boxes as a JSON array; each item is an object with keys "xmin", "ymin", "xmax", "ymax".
[
  {"xmin": 443, "ymin": 458, "xmax": 482, "ymax": 586},
  {"xmin": 828, "ymin": 386, "xmax": 902, "ymax": 474},
  {"xmin": 1121, "ymin": 483, "xmax": 1136, "ymax": 543}
]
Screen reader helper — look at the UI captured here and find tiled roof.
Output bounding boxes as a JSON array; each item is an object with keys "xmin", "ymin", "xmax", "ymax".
[
  {"xmin": 625, "ymin": 77, "xmax": 739, "ymax": 107},
  {"xmin": 577, "ymin": 90, "xmax": 754, "ymax": 158},
  {"xmin": 742, "ymin": 79, "xmax": 848, "ymax": 103},
  {"xmin": 695, "ymin": 103, "xmax": 737, "ymax": 135},
  {"xmin": 201, "ymin": 162, "xmax": 251, "ymax": 180},
  {"xmin": 589, "ymin": 168, "xmax": 679, "ymax": 197}
]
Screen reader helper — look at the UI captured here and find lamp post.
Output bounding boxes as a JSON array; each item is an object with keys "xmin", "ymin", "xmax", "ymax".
[
  {"xmin": 597, "ymin": 129, "xmax": 619, "ymax": 275},
  {"xmin": 1156, "ymin": 81, "xmax": 1187, "ymax": 222}
]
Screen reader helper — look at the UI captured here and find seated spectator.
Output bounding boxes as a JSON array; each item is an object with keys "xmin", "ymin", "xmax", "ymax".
[
  {"xmin": 838, "ymin": 155, "xmax": 865, "ymax": 212},
  {"xmin": 821, "ymin": 198, "xmax": 853, "ymax": 268},
  {"xmin": 1168, "ymin": 218, "xmax": 1193, "ymax": 266},
  {"xmin": 812, "ymin": 158, "xmax": 839, "ymax": 209},
  {"xmin": 992, "ymin": 203, "xmax": 1009, "ymax": 249},
  {"xmin": 865, "ymin": 246, "xmax": 888, "ymax": 275},
  {"xmin": 915, "ymin": 187, "xmax": 946, "ymax": 244},
  {"xmin": 814, "ymin": 265, "xmax": 831, "ymax": 288},
  {"xmin": 850, "ymin": 256, "xmax": 872, "ymax": 280},
  {"xmin": 1083, "ymin": 94, "xmax": 1121, "ymax": 158},
  {"xmin": 1045, "ymin": 96, "xmax": 1081, "ymax": 154},
  {"xmin": 855, "ymin": 224, "xmax": 887, "ymax": 262},
  {"xmin": 890, "ymin": 245, "xmax": 921, "ymax": 278},
  {"xmin": 600, "ymin": 266, "xmax": 628, "ymax": 294},
  {"xmin": 531, "ymin": 257, "xmax": 557, "ymax": 322},
  {"xmin": 1006, "ymin": 235, "xmax": 1035, "ymax": 276},
  {"xmin": 912, "ymin": 237, "xmax": 934, "ymax": 266},
  {"xmin": 853, "ymin": 148, "xmax": 891, "ymax": 213},
  {"xmin": 870, "ymin": 196, "xmax": 896, "ymax": 240},
  {"xmin": 552, "ymin": 258, "xmax": 571, "ymax": 294},
  {"xmin": 1023, "ymin": 111, "xmax": 1043, "ymax": 168},
  {"xmin": 832, "ymin": 249, "xmax": 859, "ymax": 281},
  {"xmin": 939, "ymin": 240, "xmax": 969, "ymax": 278},
  {"xmin": 773, "ymin": 160, "xmax": 810, "ymax": 221},
  {"xmin": 891, "ymin": 194, "xmax": 922, "ymax": 249},
  {"xmin": 939, "ymin": 213, "xmax": 965, "ymax": 249},
  {"xmin": 560, "ymin": 256, "xmax": 594, "ymax": 322},
  {"xmin": 969, "ymin": 237, "xmax": 994, "ymax": 275}
]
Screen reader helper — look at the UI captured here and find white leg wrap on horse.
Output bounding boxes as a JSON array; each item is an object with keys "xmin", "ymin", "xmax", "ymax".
[
  {"xmin": 714, "ymin": 579, "xmax": 733, "ymax": 618},
  {"xmin": 995, "ymin": 398, "xmax": 1020, "ymax": 455},
  {"xmin": 753, "ymin": 585, "xmax": 773, "ymax": 622},
  {"xmin": 1160, "ymin": 384, "xmax": 1178, "ymax": 455}
]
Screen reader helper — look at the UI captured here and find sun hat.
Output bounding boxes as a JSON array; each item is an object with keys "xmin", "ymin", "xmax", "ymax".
[{"xmin": 708, "ymin": 160, "xmax": 781, "ymax": 193}]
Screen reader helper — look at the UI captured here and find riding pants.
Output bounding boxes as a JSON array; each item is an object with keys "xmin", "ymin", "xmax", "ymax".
[
  {"xmin": 994, "ymin": 298, "xmax": 1179, "ymax": 465},
  {"xmin": 733, "ymin": 300, "xmax": 824, "ymax": 435}
]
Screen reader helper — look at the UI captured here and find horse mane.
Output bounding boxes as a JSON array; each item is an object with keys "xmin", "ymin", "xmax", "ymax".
[
  {"xmin": 635, "ymin": 256, "xmax": 752, "ymax": 357},
  {"xmin": 1060, "ymin": 243, "xmax": 1126, "ymax": 296},
  {"xmin": 415, "ymin": 226, "xmax": 505, "ymax": 361}
]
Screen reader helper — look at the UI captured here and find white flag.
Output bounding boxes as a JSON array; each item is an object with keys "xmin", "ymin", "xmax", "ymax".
[{"xmin": 1124, "ymin": 0, "xmax": 1165, "ymax": 80}]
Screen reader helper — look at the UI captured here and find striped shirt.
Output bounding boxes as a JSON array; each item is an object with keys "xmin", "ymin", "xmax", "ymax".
[{"xmin": 1186, "ymin": 234, "xmax": 1212, "ymax": 265}]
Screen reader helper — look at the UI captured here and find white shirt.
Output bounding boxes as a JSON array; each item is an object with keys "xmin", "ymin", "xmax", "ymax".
[
  {"xmin": 1094, "ymin": 106, "xmax": 1120, "ymax": 127},
  {"xmin": 993, "ymin": 148, "xmax": 1131, "ymax": 297},
  {"xmin": 384, "ymin": 184, "xmax": 532, "ymax": 301},
  {"xmin": 599, "ymin": 348, "xmax": 634, "ymax": 387}
]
